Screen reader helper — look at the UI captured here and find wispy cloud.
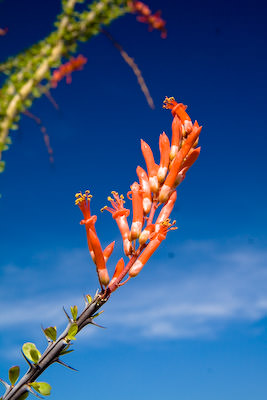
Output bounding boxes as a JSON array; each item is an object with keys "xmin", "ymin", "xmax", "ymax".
[{"xmin": 1, "ymin": 239, "xmax": 267, "ymax": 358}]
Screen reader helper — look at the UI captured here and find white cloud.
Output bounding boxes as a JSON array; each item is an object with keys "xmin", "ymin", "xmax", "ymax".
[{"xmin": 1, "ymin": 239, "xmax": 267, "ymax": 355}]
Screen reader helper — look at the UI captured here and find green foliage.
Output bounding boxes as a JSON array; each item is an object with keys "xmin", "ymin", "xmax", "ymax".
[
  {"xmin": 8, "ymin": 366, "xmax": 20, "ymax": 386},
  {"xmin": 59, "ymin": 348, "xmax": 74, "ymax": 356},
  {"xmin": 92, "ymin": 310, "xmax": 104, "ymax": 319},
  {"xmin": 0, "ymin": 161, "xmax": 5, "ymax": 173},
  {"xmin": 17, "ymin": 393, "xmax": 29, "ymax": 400},
  {"xmin": 22, "ymin": 343, "xmax": 41, "ymax": 364},
  {"xmin": 66, "ymin": 323, "xmax": 78, "ymax": 341},
  {"xmin": 43, "ymin": 326, "xmax": 57, "ymax": 342},
  {"xmin": 29, "ymin": 382, "xmax": 51, "ymax": 396},
  {"xmin": 70, "ymin": 305, "xmax": 78, "ymax": 321},
  {"xmin": 85, "ymin": 294, "xmax": 92, "ymax": 304},
  {"xmin": 0, "ymin": 0, "xmax": 130, "ymax": 173}
]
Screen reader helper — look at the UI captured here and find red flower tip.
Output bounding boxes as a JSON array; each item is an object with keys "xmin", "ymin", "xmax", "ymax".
[
  {"xmin": 51, "ymin": 54, "xmax": 87, "ymax": 87},
  {"xmin": 102, "ymin": 192, "xmax": 132, "ymax": 256},
  {"xmin": 101, "ymin": 191, "xmax": 130, "ymax": 219},
  {"xmin": 75, "ymin": 190, "xmax": 93, "ymax": 220},
  {"xmin": 0, "ymin": 27, "xmax": 8, "ymax": 36},
  {"xmin": 128, "ymin": 1, "xmax": 167, "ymax": 38},
  {"xmin": 109, "ymin": 258, "xmax": 125, "ymax": 288}
]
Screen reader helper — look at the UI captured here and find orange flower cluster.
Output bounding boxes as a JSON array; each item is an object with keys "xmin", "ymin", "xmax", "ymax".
[
  {"xmin": 128, "ymin": 1, "xmax": 167, "ymax": 38},
  {"xmin": 0, "ymin": 27, "xmax": 8, "ymax": 36},
  {"xmin": 76, "ymin": 97, "xmax": 202, "ymax": 291},
  {"xmin": 51, "ymin": 54, "xmax": 87, "ymax": 88}
]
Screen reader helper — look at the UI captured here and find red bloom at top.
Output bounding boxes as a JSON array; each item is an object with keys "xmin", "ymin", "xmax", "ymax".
[
  {"xmin": 51, "ymin": 54, "xmax": 87, "ymax": 88},
  {"xmin": 163, "ymin": 97, "xmax": 191, "ymax": 124},
  {"xmin": 128, "ymin": 1, "xmax": 167, "ymax": 38}
]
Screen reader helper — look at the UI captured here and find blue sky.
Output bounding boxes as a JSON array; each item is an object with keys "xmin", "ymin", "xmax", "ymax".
[{"xmin": 1, "ymin": 0, "xmax": 267, "ymax": 399}]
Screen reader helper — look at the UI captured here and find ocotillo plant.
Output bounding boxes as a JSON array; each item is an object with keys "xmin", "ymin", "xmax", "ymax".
[
  {"xmin": 0, "ymin": 0, "xmax": 166, "ymax": 173},
  {"xmin": 0, "ymin": 96, "xmax": 202, "ymax": 400}
]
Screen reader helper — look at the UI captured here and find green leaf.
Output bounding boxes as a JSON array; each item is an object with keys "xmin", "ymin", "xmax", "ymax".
[
  {"xmin": 59, "ymin": 348, "xmax": 74, "ymax": 356},
  {"xmin": 85, "ymin": 294, "xmax": 92, "ymax": 304},
  {"xmin": 92, "ymin": 310, "xmax": 104, "ymax": 319},
  {"xmin": 0, "ymin": 161, "xmax": 5, "ymax": 173},
  {"xmin": 43, "ymin": 326, "xmax": 57, "ymax": 342},
  {"xmin": 70, "ymin": 305, "xmax": 78, "ymax": 321},
  {"xmin": 9, "ymin": 366, "xmax": 20, "ymax": 385},
  {"xmin": 30, "ymin": 382, "xmax": 51, "ymax": 396},
  {"xmin": 22, "ymin": 343, "xmax": 41, "ymax": 364},
  {"xmin": 17, "ymin": 392, "xmax": 29, "ymax": 400},
  {"xmin": 67, "ymin": 323, "xmax": 78, "ymax": 340}
]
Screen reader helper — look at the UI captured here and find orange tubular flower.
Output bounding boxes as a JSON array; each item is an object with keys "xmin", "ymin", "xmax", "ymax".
[
  {"xmin": 102, "ymin": 192, "xmax": 132, "ymax": 256},
  {"xmin": 129, "ymin": 182, "xmax": 144, "ymax": 240},
  {"xmin": 75, "ymin": 191, "xmax": 97, "ymax": 261},
  {"xmin": 155, "ymin": 191, "xmax": 177, "ymax": 231},
  {"xmin": 51, "ymin": 54, "xmax": 87, "ymax": 88},
  {"xmin": 128, "ymin": 2, "xmax": 167, "ymax": 38},
  {"xmin": 141, "ymin": 139, "xmax": 159, "ymax": 193},
  {"xmin": 158, "ymin": 132, "xmax": 171, "ymax": 183},
  {"xmin": 170, "ymin": 116, "xmax": 182, "ymax": 160},
  {"xmin": 139, "ymin": 224, "xmax": 155, "ymax": 245},
  {"xmin": 181, "ymin": 147, "xmax": 201, "ymax": 172},
  {"xmin": 0, "ymin": 27, "xmax": 8, "ymax": 36},
  {"xmin": 163, "ymin": 97, "xmax": 191, "ymax": 124},
  {"xmin": 88, "ymin": 228, "xmax": 109, "ymax": 287},
  {"xmin": 129, "ymin": 221, "xmax": 176, "ymax": 277},
  {"xmin": 103, "ymin": 241, "xmax": 115, "ymax": 263},
  {"xmin": 159, "ymin": 124, "xmax": 202, "ymax": 203},
  {"xmin": 109, "ymin": 258, "xmax": 125, "ymax": 287},
  {"xmin": 136, "ymin": 166, "xmax": 152, "ymax": 214},
  {"xmin": 174, "ymin": 147, "xmax": 201, "ymax": 187}
]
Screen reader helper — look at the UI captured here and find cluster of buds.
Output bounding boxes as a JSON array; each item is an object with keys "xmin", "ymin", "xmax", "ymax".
[
  {"xmin": 51, "ymin": 54, "xmax": 87, "ymax": 88},
  {"xmin": 128, "ymin": 1, "xmax": 167, "ymax": 38},
  {"xmin": 0, "ymin": 27, "xmax": 8, "ymax": 36},
  {"xmin": 76, "ymin": 97, "xmax": 202, "ymax": 292}
]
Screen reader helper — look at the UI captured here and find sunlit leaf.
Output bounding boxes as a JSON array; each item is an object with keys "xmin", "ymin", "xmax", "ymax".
[
  {"xmin": 43, "ymin": 327, "xmax": 57, "ymax": 342},
  {"xmin": 91, "ymin": 310, "xmax": 104, "ymax": 319},
  {"xmin": 70, "ymin": 306, "xmax": 78, "ymax": 321},
  {"xmin": 17, "ymin": 392, "xmax": 29, "ymax": 400},
  {"xmin": 9, "ymin": 366, "xmax": 20, "ymax": 385},
  {"xmin": 22, "ymin": 343, "xmax": 41, "ymax": 364},
  {"xmin": 60, "ymin": 349, "xmax": 74, "ymax": 356},
  {"xmin": 85, "ymin": 294, "xmax": 92, "ymax": 304},
  {"xmin": 67, "ymin": 323, "xmax": 78, "ymax": 340},
  {"xmin": 30, "ymin": 382, "xmax": 51, "ymax": 396}
]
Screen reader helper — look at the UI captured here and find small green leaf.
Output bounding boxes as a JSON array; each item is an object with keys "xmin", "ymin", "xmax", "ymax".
[
  {"xmin": 9, "ymin": 366, "xmax": 20, "ymax": 385},
  {"xmin": 22, "ymin": 343, "xmax": 41, "ymax": 364},
  {"xmin": 30, "ymin": 382, "xmax": 51, "ymax": 396},
  {"xmin": 59, "ymin": 348, "xmax": 74, "ymax": 356},
  {"xmin": 67, "ymin": 323, "xmax": 78, "ymax": 340},
  {"xmin": 92, "ymin": 310, "xmax": 104, "ymax": 319},
  {"xmin": 70, "ymin": 305, "xmax": 78, "ymax": 321},
  {"xmin": 0, "ymin": 161, "xmax": 5, "ymax": 173},
  {"xmin": 85, "ymin": 294, "xmax": 92, "ymax": 304},
  {"xmin": 43, "ymin": 327, "xmax": 57, "ymax": 342},
  {"xmin": 30, "ymin": 349, "xmax": 41, "ymax": 364},
  {"xmin": 17, "ymin": 392, "xmax": 29, "ymax": 400}
]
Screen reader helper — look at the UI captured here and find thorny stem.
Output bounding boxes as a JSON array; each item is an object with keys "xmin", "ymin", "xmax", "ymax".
[
  {"xmin": 0, "ymin": 0, "xmax": 130, "ymax": 164},
  {"xmin": 2, "ymin": 244, "xmax": 146, "ymax": 400},
  {"xmin": 106, "ymin": 245, "xmax": 145, "ymax": 294},
  {"xmin": 2, "ymin": 295, "xmax": 106, "ymax": 400},
  {"xmin": 101, "ymin": 28, "xmax": 155, "ymax": 109}
]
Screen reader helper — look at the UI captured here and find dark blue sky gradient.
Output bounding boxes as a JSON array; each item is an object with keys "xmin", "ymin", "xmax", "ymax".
[{"xmin": 1, "ymin": 1, "xmax": 267, "ymax": 399}]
